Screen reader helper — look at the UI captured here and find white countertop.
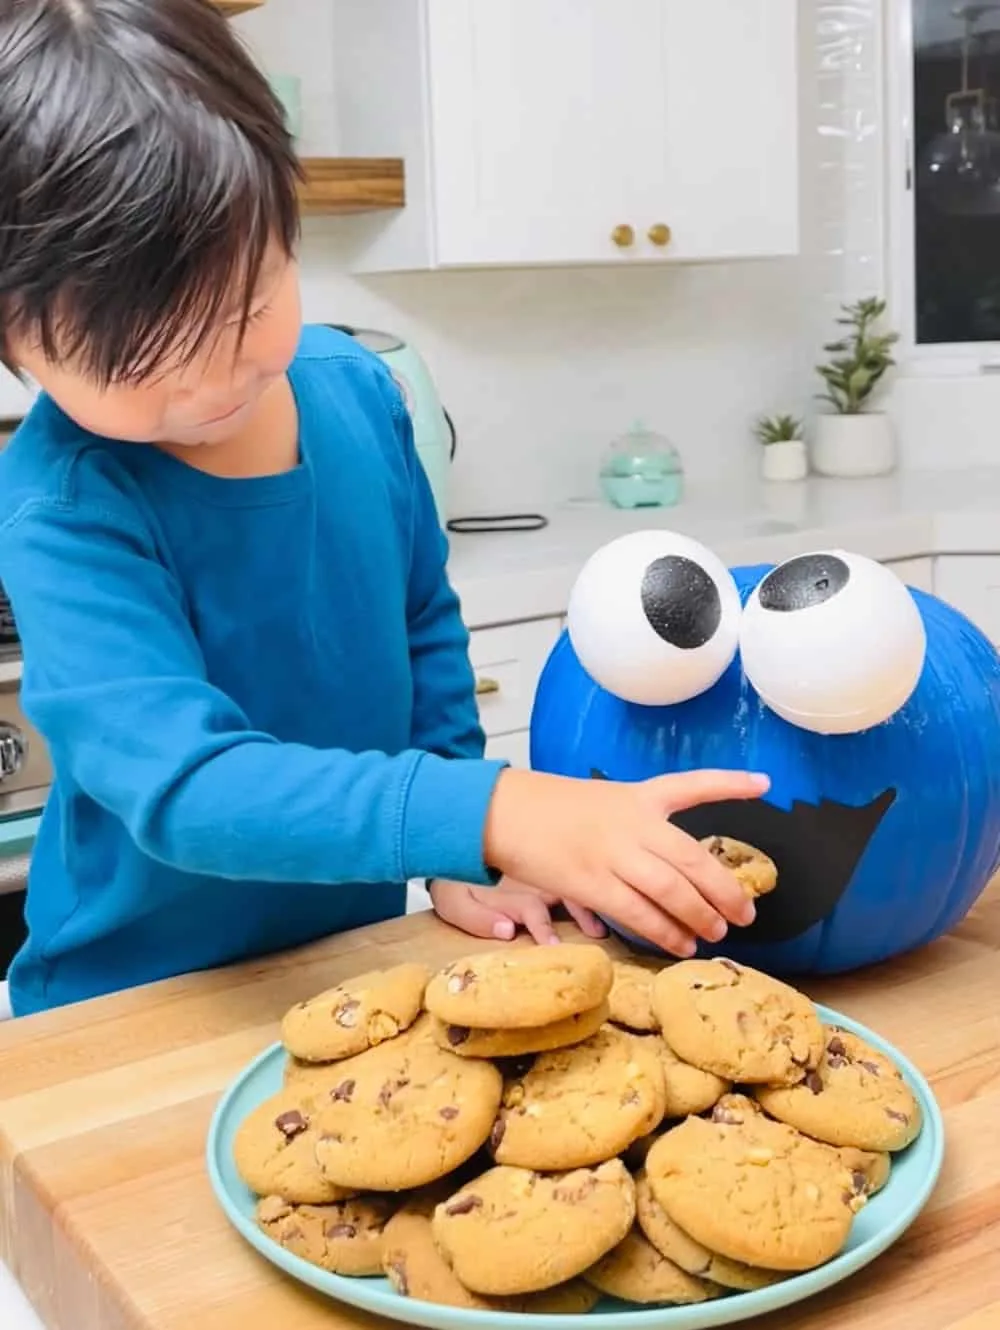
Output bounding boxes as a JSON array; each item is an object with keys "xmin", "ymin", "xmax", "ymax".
[{"xmin": 447, "ymin": 466, "xmax": 1000, "ymax": 628}]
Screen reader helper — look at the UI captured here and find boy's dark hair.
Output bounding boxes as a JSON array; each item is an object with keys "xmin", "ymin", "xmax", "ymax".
[{"xmin": 0, "ymin": 0, "xmax": 302, "ymax": 384}]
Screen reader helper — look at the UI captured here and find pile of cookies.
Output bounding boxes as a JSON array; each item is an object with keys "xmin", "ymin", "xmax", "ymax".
[{"xmin": 231, "ymin": 944, "xmax": 922, "ymax": 1313}]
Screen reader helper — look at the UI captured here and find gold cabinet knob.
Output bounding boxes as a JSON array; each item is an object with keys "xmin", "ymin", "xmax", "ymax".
[
  {"xmin": 611, "ymin": 224, "xmax": 635, "ymax": 248},
  {"xmin": 648, "ymin": 223, "xmax": 672, "ymax": 247},
  {"xmin": 475, "ymin": 676, "xmax": 500, "ymax": 696}
]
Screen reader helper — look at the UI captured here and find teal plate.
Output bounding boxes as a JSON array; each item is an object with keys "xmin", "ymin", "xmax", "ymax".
[{"xmin": 207, "ymin": 1004, "xmax": 944, "ymax": 1330}]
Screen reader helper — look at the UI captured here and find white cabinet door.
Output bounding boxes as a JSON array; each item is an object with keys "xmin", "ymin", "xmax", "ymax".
[
  {"xmin": 652, "ymin": 0, "xmax": 799, "ymax": 261},
  {"xmin": 934, "ymin": 556, "xmax": 1000, "ymax": 644},
  {"xmin": 0, "ymin": 368, "xmax": 33, "ymax": 421},
  {"xmin": 426, "ymin": 0, "xmax": 666, "ymax": 266},
  {"xmin": 468, "ymin": 619, "xmax": 562, "ymax": 738},
  {"xmin": 485, "ymin": 730, "xmax": 532, "ymax": 769},
  {"xmin": 341, "ymin": 0, "xmax": 799, "ymax": 271},
  {"xmin": 884, "ymin": 557, "xmax": 934, "ymax": 593}
]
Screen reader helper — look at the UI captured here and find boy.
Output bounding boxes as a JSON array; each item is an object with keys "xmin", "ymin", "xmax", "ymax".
[{"xmin": 0, "ymin": 0, "xmax": 767, "ymax": 1017}]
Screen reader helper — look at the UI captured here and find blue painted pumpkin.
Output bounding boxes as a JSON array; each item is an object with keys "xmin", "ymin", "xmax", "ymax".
[{"xmin": 530, "ymin": 537, "xmax": 1000, "ymax": 975}]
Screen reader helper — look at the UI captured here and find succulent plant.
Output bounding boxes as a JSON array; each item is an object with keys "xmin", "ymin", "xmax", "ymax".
[
  {"xmin": 753, "ymin": 413, "xmax": 804, "ymax": 445},
  {"xmin": 816, "ymin": 297, "xmax": 899, "ymax": 415}
]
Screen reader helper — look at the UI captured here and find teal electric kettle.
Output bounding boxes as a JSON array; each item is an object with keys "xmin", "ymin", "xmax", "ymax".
[{"xmin": 331, "ymin": 325, "xmax": 454, "ymax": 523}]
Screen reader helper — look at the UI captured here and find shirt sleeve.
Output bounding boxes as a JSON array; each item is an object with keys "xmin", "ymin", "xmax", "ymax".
[{"xmin": 0, "ymin": 496, "xmax": 506, "ymax": 892}]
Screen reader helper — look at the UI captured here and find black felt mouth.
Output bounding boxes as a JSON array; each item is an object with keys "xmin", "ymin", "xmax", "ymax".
[{"xmin": 590, "ymin": 771, "xmax": 895, "ymax": 943}]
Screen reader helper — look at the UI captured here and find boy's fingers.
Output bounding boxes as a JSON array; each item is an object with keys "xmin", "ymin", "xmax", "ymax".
[
  {"xmin": 564, "ymin": 901, "xmax": 608, "ymax": 938},
  {"xmin": 649, "ymin": 769, "xmax": 770, "ymax": 814},
  {"xmin": 641, "ymin": 821, "xmax": 755, "ymax": 927},
  {"xmin": 430, "ymin": 883, "xmax": 512, "ymax": 939},
  {"xmin": 511, "ymin": 893, "xmax": 560, "ymax": 946}
]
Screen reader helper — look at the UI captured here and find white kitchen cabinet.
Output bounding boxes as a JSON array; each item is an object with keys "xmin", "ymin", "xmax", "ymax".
[
  {"xmin": 485, "ymin": 730, "xmax": 533, "ymax": 769},
  {"xmin": 883, "ymin": 556, "xmax": 934, "ymax": 593},
  {"xmin": 0, "ymin": 367, "xmax": 33, "ymax": 422},
  {"xmin": 933, "ymin": 556, "xmax": 1000, "ymax": 644},
  {"xmin": 334, "ymin": 0, "xmax": 799, "ymax": 271},
  {"xmin": 468, "ymin": 618, "xmax": 561, "ymax": 739}
]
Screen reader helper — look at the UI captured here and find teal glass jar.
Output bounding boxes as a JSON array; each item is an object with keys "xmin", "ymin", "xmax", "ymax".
[
  {"xmin": 599, "ymin": 422, "xmax": 684, "ymax": 509},
  {"xmin": 269, "ymin": 75, "xmax": 302, "ymax": 141}
]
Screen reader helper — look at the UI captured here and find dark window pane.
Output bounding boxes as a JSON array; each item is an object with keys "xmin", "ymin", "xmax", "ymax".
[{"xmin": 914, "ymin": 1, "xmax": 1000, "ymax": 343}]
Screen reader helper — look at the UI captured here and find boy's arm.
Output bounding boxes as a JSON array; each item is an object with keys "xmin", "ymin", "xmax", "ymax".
[{"xmin": 0, "ymin": 496, "xmax": 506, "ymax": 897}]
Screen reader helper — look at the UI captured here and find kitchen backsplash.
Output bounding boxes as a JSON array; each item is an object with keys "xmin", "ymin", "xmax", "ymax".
[{"xmin": 0, "ymin": 0, "xmax": 913, "ymax": 516}]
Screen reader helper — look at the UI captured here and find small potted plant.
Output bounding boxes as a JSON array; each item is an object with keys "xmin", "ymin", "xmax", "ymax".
[
  {"xmin": 754, "ymin": 412, "xmax": 807, "ymax": 482},
  {"xmin": 813, "ymin": 297, "xmax": 900, "ymax": 477}
]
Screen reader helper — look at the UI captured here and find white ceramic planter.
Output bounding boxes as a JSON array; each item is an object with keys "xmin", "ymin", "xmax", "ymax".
[
  {"xmin": 759, "ymin": 439, "xmax": 807, "ymax": 482},
  {"xmin": 811, "ymin": 412, "xmax": 896, "ymax": 478}
]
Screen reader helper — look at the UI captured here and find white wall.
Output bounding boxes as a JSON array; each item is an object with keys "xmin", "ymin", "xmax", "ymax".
[
  {"xmin": 237, "ymin": 0, "xmax": 888, "ymax": 515},
  {"xmin": 0, "ymin": 1, "xmax": 890, "ymax": 514}
]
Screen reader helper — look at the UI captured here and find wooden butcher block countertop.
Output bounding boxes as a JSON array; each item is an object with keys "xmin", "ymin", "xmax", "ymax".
[{"xmin": 1, "ymin": 883, "xmax": 1000, "ymax": 1330}]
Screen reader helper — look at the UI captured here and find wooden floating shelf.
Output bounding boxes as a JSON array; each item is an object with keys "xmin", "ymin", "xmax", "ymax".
[
  {"xmin": 298, "ymin": 157, "xmax": 405, "ymax": 215},
  {"xmin": 210, "ymin": 0, "xmax": 405, "ymax": 217},
  {"xmin": 213, "ymin": 0, "xmax": 265, "ymax": 15}
]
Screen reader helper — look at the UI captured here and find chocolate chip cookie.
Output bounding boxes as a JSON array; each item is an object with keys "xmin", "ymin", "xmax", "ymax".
[
  {"xmin": 490, "ymin": 1025, "xmax": 667, "ymax": 1170},
  {"xmin": 755, "ymin": 1025, "xmax": 922, "ymax": 1151},
  {"xmin": 583, "ymin": 1226, "xmax": 723, "ymax": 1305},
  {"xmin": 281, "ymin": 963, "xmax": 430, "ymax": 1063},
  {"xmin": 424, "ymin": 945, "xmax": 614, "ymax": 1030},
  {"xmin": 431, "ymin": 1161, "xmax": 636, "ymax": 1295},
  {"xmin": 646, "ymin": 1095, "xmax": 863, "ymax": 1272},
  {"xmin": 839, "ymin": 1146, "xmax": 892, "ymax": 1196},
  {"xmin": 255, "ymin": 1193, "xmax": 395, "ymax": 1275},
  {"xmin": 634, "ymin": 1169, "xmax": 785, "ymax": 1292},
  {"xmin": 312, "ymin": 1015, "xmax": 502, "ymax": 1191},
  {"xmin": 653, "ymin": 958, "xmax": 824, "ymax": 1086},
  {"xmin": 608, "ymin": 962, "xmax": 659, "ymax": 1032},
  {"xmin": 233, "ymin": 1088, "xmax": 358, "ymax": 1205},
  {"xmin": 652, "ymin": 1035, "xmax": 731, "ymax": 1117},
  {"xmin": 430, "ymin": 1001, "xmax": 609, "ymax": 1059},
  {"xmin": 382, "ymin": 1201, "xmax": 599, "ymax": 1313},
  {"xmin": 702, "ymin": 836, "xmax": 778, "ymax": 898}
]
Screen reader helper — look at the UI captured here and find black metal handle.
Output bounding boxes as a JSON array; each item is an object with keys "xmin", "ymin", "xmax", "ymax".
[{"xmin": 446, "ymin": 514, "xmax": 549, "ymax": 534}]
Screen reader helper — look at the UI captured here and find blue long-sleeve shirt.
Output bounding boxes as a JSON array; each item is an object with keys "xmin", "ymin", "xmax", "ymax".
[{"xmin": 0, "ymin": 326, "xmax": 505, "ymax": 1015}]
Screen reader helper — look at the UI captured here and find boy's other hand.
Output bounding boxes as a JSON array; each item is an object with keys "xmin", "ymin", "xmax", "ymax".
[
  {"xmin": 482, "ymin": 767, "xmax": 771, "ymax": 959},
  {"xmin": 429, "ymin": 877, "xmax": 608, "ymax": 946}
]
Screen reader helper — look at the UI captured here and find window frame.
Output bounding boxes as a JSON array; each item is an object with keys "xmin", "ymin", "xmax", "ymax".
[{"xmin": 886, "ymin": 0, "xmax": 1000, "ymax": 374}]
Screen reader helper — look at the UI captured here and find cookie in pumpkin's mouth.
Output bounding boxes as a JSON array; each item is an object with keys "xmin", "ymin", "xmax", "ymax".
[{"xmin": 590, "ymin": 770, "xmax": 896, "ymax": 943}]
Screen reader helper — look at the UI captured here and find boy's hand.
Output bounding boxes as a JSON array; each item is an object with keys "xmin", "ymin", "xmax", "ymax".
[
  {"xmin": 482, "ymin": 767, "xmax": 771, "ymax": 959},
  {"xmin": 429, "ymin": 877, "xmax": 608, "ymax": 946}
]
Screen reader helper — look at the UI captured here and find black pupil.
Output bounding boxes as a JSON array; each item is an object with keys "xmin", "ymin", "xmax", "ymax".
[
  {"xmin": 640, "ymin": 555, "xmax": 722, "ymax": 650},
  {"xmin": 758, "ymin": 554, "xmax": 850, "ymax": 613}
]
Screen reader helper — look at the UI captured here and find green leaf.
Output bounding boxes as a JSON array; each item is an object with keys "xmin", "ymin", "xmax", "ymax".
[
  {"xmin": 815, "ymin": 392, "xmax": 848, "ymax": 412},
  {"xmin": 754, "ymin": 412, "xmax": 804, "ymax": 443},
  {"xmin": 849, "ymin": 367, "xmax": 873, "ymax": 395},
  {"xmin": 816, "ymin": 294, "xmax": 898, "ymax": 409}
]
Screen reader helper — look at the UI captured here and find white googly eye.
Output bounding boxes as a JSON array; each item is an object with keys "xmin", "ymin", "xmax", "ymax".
[
  {"xmin": 566, "ymin": 530, "xmax": 741, "ymax": 706},
  {"xmin": 739, "ymin": 550, "xmax": 927, "ymax": 735}
]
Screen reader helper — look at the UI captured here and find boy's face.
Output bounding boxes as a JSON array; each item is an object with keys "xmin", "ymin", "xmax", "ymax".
[{"xmin": 9, "ymin": 247, "xmax": 302, "ymax": 448}]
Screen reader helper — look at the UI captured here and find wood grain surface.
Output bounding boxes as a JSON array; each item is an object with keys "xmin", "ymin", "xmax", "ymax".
[
  {"xmin": 1, "ymin": 883, "xmax": 999, "ymax": 1330},
  {"xmin": 296, "ymin": 158, "xmax": 405, "ymax": 215}
]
